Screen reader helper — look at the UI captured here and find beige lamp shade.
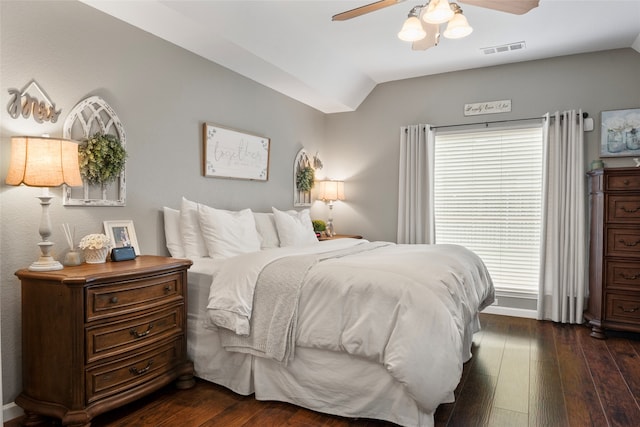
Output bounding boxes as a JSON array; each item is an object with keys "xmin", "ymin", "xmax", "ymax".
[
  {"xmin": 318, "ymin": 180, "xmax": 345, "ymax": 202},
  {"xmin": 6, "ymin": 136, "xmax": 83, "ymax": 187}
]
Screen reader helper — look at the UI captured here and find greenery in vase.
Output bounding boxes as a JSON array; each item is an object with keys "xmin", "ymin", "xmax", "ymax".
[
  {"xmin": 296, "ymin": 166, "xmax": 315, "ymax": 192},
  {"xmin": 78, "ymin": 133, "xmax": 127, "ymax": 185},
  {"xmin": 312, "ymin": 219, "xmax": 326, "ymax": 232}
]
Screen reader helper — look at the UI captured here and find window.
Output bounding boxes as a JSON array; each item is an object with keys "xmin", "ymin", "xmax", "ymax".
[{"xmin": 433, "ymin": 126, "xmax": 543, "ymax": 295}]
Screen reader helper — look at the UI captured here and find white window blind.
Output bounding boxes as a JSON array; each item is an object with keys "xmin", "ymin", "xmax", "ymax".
[{"xmin": 433, "ymin": 126, "xmax": 543, "ymax": 295}]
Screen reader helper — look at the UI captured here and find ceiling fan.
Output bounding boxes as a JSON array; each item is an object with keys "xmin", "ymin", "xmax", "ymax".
[{"xmin": 332, "ymin": 0, "xmax": 540, "ymax": 51}]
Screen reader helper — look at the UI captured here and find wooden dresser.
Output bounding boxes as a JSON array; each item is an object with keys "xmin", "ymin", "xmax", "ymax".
[
  {"xmin": 585, "ymin": 168, "xmax": 640, "ymax": 339},
  {"xmin": 15, "ymin": 255, "xmax": 194, "ymax": 426}
]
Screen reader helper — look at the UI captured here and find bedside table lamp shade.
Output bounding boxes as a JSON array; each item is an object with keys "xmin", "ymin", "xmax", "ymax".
[
  {"xmin": 318, "ymin": 180, "xmax": 345, "ymax": 237},
  {"xmin": 6, "ymin": 136, "xmax": 83, "ymax": 271}
]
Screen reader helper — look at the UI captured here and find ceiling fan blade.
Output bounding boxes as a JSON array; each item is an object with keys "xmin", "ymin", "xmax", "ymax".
[
  {"xmin": 332, "ymin": 0, "xmax": 405, "ymax": 21},
  {"xmin": 458, "ymin": 0, "xmax": 539, "ymax": 15},
  {"xmin": 412, "ymin": 21, "xmax": 440, "ymax": 51}
]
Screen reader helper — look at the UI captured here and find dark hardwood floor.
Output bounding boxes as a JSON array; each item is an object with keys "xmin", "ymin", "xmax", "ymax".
[{"xmin": 6, "ymin": 313, "xmax": 640, "ymax": 426}]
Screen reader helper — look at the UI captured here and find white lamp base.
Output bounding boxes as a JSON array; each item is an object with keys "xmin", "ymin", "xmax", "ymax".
[{"xmin": 29, "ymin": 192, "xmax": 64, "ymax": 271}]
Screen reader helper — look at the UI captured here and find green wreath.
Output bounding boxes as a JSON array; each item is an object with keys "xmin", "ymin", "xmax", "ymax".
[
  {"xmin": 296, "ymin": 166, "xmax": 315, "ymax": 192},
  {"xmin": 78, "ymin": 133, "xmax": 127, "ymax": 185}
]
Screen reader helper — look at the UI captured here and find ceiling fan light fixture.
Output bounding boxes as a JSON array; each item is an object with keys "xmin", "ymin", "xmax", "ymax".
[
  {"xmin": 423, "ymin": 0, "xmax": 454, "ymax": 24},
  {"xmin": 398, "ymin": 14, "xmax": 426, "ymax": 42},
  {"xmin": 443, "ymin": 7, "xmax": 473, "ymax": 39}
]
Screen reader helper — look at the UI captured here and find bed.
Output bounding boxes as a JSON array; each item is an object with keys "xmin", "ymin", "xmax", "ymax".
[{"xmin": 164, "ymin": 198, "xmax": 495, "ymax": 427}]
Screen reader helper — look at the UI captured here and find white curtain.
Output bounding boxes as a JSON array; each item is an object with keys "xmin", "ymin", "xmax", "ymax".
[
  {"xmin": 397, "ymin": 124, "xmax": 435, "ymax": 244},
  {"xmin": 537, "ymin": 110, "xmax": 587, "ymax": 323}
]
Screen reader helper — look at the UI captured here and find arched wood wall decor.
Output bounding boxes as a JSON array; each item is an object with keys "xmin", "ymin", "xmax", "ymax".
[
  {"xmin": 293, "ymin": 149, "xmax": 312, "ymax": 207},
  {"xmin": 62, "ymin": 96, "xmax": 126, "ymax": 206}
]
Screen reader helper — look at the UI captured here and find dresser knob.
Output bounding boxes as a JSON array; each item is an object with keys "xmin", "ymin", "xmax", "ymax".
[
  {"xmin": 109, "ymin": 296, "xmax": 118, "ymax": 304},
  {"xmin": 623, "ymin": 179, "xmax": 630, "ymax": 185},
  {"xmin": 164, "ymin": 285, "xmax": 172, "ymax": 293}
]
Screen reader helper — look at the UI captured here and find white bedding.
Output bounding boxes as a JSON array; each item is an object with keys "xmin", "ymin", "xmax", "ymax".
[{"xmin": 201, "ymin": 239, "xmax": 494, "ymax": 423}]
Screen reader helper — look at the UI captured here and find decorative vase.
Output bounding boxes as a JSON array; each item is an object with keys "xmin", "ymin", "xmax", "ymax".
[{"xmin": 83, "ymin": 247, "xmax": 109, "ymax": 264}]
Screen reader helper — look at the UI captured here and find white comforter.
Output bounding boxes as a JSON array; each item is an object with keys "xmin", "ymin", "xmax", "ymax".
[{"xmin": 207, "ymin": 239, "xmax": 494, "ymax": 413}]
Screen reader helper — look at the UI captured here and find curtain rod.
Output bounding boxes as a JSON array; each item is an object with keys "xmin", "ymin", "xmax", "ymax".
[{"xmin": 430, "ymin": 112, "xmax": 589, "ymax": 130}]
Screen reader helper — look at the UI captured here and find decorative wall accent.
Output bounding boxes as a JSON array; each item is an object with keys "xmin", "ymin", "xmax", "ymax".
[
  {"xmin": 202, "ymin": 123, "xmax": 270, "ymax": 181},
  {"xmin": 464, "ymin": 99, "xmax": 511, "ymax": 116},
  {"xmin": 62, "ymin": 96, "xmax": 127, "ymax": 206},
  {"xmin": 6, "ymin": 80, "xmax": 61, "ymax": 123},
  {"xmin": 294, "ymin": 149, "xmax": 312, "ymax": 206},
  {"xmin": 600, "ymin": 108, "xmax": 640, "ymax": 157}
]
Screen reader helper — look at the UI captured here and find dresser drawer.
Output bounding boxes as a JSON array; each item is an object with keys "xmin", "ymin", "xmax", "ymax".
[
  {"xmin": 605, "ymin": 293, "xmax": 640, "ymax": 324},
  {"xmin": 86, "ymin": 337, "xmax": 183, "ymax": 404},
  {"xmin": 86, "ymin": 305, "xmax": 184, "ymax": 364},
  {"xmin": 87, "ymin": 272, "xmax": 183, "ymax": 321},
  {"xmin": 606, "ymin": 227, "xmax": 640, "ymax": 258},
  {"xmin": 607, "ymin": 195, "xmax": 640, "ymax": 223},
  {"xmin": 605, "ymin": 261, "xmax": 640, "ymax": 291},
  {"xmin": 606, "ymin": 173, "xmax": 640, "ymax": 191}
]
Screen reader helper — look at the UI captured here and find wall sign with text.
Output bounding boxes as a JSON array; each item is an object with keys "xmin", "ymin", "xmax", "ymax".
[
  {"xmin": 464, "ymin": 100, "xmax": 512, "ymax": 116},
  {"xmin": 202, "ymin": 123, "xmax": 270, "ymax": 181}
]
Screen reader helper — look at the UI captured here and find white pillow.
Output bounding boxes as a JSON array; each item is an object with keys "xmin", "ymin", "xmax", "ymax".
[
  {"xmin": 180, "ymin": 197, "xmax": 209, "ymax": 258},
  {"xmin": 272, "ymin": 207, "xmax": 319, "ymax": 247},
  {"xmin": 198, "ymin": 204, "xmax": 261, "ymax": 259},
  {"xmin": 253, "ymin": 212, "xmax": 280, "ymax": 249},
  {"xmin": 163, "ymin": 207, "xmax": 185, "ymax": 258}
]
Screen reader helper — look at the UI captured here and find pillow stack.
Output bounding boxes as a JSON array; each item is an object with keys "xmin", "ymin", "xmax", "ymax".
[{"xmin": 162, "ymin": 197, "xmax": 319, "ymax": 260}]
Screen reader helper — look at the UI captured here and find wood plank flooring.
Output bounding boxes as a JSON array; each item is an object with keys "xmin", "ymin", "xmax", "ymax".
[{"xmin": 6, "ymin": 313, "xmax": 640, "ymax": 426}]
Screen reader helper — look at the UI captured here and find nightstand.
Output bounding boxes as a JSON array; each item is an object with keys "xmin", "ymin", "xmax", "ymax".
[
  {"xmin": 318, "ymin": 234, "xmax": 363, "ymax": 241},
  {"xmin": 15, "ymin": 255, "xmax": 194, "ymax": 426}
]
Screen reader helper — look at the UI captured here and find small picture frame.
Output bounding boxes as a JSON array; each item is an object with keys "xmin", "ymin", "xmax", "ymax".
[
  {"xmin": 600, "ymin": 108, "xmax": 640, "ymax": 157},
  {"xmin": 103, "ymin": 220, "xmax": 140, "ymax": 255}
]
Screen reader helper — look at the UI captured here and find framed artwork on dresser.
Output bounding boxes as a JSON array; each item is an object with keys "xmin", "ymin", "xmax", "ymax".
[{"xmin": 601, "ymin": 108, "xmax": 640, "ymax": 157}]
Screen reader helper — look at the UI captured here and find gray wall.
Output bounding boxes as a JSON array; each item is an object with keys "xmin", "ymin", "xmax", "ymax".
[
  {"xmin": 2, "ymin": 0, "xmax": 640, "ymax": 411},
  {"xmin": 0, "ymin": 0, "xmax": 325, "ymax": 405},
  {"xmin": 325, "ymin": 49, "xmax": 640, "ymax": 243}
]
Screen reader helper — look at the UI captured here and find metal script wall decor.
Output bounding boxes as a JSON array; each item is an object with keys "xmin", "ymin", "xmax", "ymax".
[
  {"xmin": 62, "ymin": 96, "xmax": 127, "ymax": 206},
  {"xmin": 6, "ymin": 80, "xmax": 62, "ymax": 123}
]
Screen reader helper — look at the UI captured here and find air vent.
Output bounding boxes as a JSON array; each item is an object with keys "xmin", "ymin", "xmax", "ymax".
[{"xmin": 481, "ymin": 41, "xmax": 526, "ymax": 55}]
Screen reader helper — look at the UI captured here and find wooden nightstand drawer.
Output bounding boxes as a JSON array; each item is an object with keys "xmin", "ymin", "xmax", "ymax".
[
  {"xmin": 606, "ymin": 173, "xmax": 640, "ymax": 190},
  {"xmin": 86, "ymin": 305, "xmax": 184, "ymax": 363},
  {"xmin": 87, "ymin": 272, "xmax": 183, "ymax": 321},
  {"xmin": 605, "ymin": 261, "xmax": 640, "ymax": 291},
  {"xmin": 86, "ymin": 337, "xmax": 183, "ymax": 404},
  {"xmin": 605, "ymin": 293, "xmax": 640, "ymax": 324},
  {"xmin": 606, "ymin": 227, "xmax": 640, "ymax": 258},
  {"xmin": 607, "ymin": 195, "xmax": 640, "ymax": 223}
]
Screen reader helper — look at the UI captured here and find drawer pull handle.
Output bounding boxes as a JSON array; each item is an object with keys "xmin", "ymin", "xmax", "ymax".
[
  {"xmin": 621, "ymin": 206, "xmax": 640, "ymax": 214},
  {"xmin": 164, "ymin": 285, "xmax": 172, "ymax": 293},
  {"xmin": 618, "ymin": 239, "xmax": 640, "ymax": 247},
  {"xmin": 621, "ymin": 273, "xmax": 640, "ymax": 280},
  {"xmin": 109, "ymin": 296, "xmax": 118, "ymax": 304},
  {"xmin": 618, "ymin": 305, "xmax": 639, "ymax": 314},
  {"xmin": 623, "ymin": 179, "xmax": 630, "ymax": 185},
  {"xmin": 130, "ymin": 359, "xmax": 153, "ymax": 376},
  {"xmin": 130, "ymin": 323, "xmax": 154, "ymax": 338}
]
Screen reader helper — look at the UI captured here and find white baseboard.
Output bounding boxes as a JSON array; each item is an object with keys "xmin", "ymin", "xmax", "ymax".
[
  {"xmin": 482, "ymin": 305, "xmax": 537, "ymax": 319},
  {"xmin": 3, "ymin": 402, "xmax": 23, "ymax": 423}
]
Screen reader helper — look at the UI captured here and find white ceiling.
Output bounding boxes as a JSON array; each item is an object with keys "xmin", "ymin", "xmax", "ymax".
[{"xmin": 81, "ymin": 0, "xmax": 640, "ymax": 113}]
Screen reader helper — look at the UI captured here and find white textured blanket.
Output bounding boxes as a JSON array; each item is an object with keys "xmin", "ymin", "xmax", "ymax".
[{"xmin": 217, "ymin": 242, "xmax": 390, "ymax": 363}]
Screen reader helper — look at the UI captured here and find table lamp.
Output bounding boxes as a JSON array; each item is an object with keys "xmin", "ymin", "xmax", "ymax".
[
  {"xmin": 5, "ymin": 136, "xmax": 83, "ymax": 271},
  {"xmin": 318, "ymin": 180, "xmax": 345, "ymax": 237}
]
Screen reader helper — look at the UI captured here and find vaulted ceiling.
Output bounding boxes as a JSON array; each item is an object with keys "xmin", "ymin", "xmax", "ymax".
[{"xmin": 82, "ymin": 0, "xmax": 640, "ymax": 113}]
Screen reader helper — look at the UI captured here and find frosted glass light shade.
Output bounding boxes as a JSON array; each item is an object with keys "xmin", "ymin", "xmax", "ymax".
[
  {"xmin": 6, "ymin": 136, "xmax": 83, "ymax": 187},
  {"xmin": 443, "ymin": 12, "xmax": 473, "ymax": 39},
  {"xmin": 423, "ymin": 0, "xmax": 454, "ymax": 24},
  {"xmin": 398, "ymin": 16, "xmax": 426, "ymax": 41}
]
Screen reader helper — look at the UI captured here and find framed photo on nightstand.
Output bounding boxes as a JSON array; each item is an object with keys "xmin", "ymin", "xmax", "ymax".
[{"xmin": 103, "ymin": 220, "xmax": 140, "ymax": 255}]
